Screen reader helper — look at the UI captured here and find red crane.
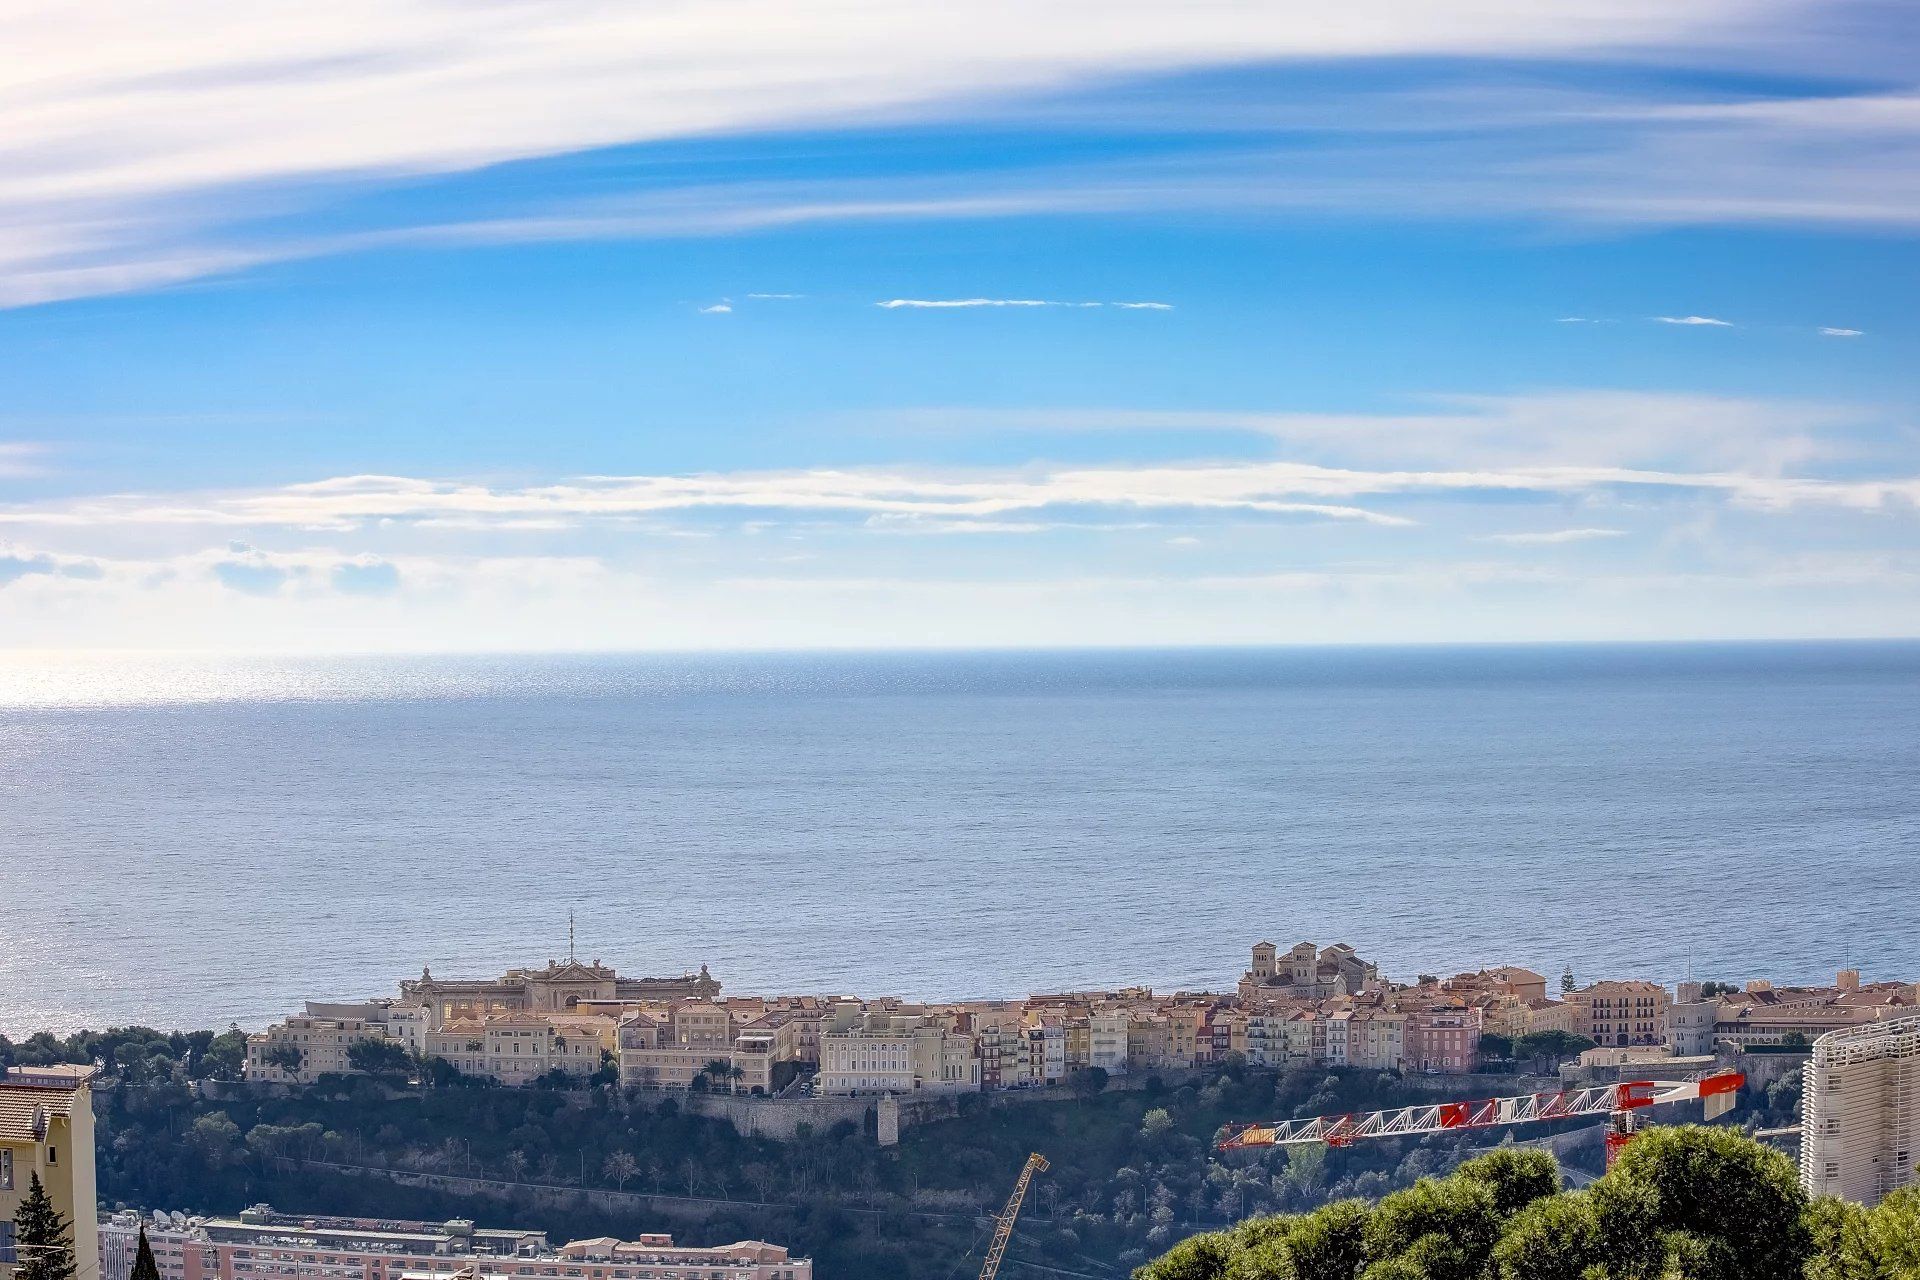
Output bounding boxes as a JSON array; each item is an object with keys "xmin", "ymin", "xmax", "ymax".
[{"xmin": 1219, "ymin": 1071, "xmax": 1744, "ymax": 1168}]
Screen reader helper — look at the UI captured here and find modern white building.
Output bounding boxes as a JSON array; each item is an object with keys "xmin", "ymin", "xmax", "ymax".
[{"xmin": 1802, "ymin": 1013, "xmax": 1920, "ymax": 1205}]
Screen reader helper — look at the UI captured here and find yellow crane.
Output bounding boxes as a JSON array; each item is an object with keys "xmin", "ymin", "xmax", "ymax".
[{"xmin": 978, "ymin": 1152, "xmax": 1049, "ymax": 1280}]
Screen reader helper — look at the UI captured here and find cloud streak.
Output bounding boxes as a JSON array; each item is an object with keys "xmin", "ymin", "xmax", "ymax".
[
  {"xmin": 1478, "ymin": 527, "xmax": 1628, "ymax": 544},
  {"xmin": 4, "ymin": 452, "xmax": 1916, "ymax": 542},
  {"xmin": 1, "ymin": 1, "xmax": 1913, "ymax": 306},
  {"xmin": 875, "ymin": 298, "xmax": 1172, "ymax": 310}
]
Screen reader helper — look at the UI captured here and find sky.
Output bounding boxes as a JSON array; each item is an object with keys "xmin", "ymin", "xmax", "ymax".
[{"xmin": 1, "ymin": 0, "xmax": 1917, "ymax": 651}]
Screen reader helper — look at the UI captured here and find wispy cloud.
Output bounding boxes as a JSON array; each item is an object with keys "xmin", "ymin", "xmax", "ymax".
[
  {"xmin": 5, "ymin": 448, "xmax": 1916, "ymax": 543},
  {"xmin": 884, "ymin": 390, "xmax": 1879, "ymax": 474},
  {"xmin": 745, "ymin": 292, "xmax": 805, "ymax": 300},
  {"xmin": 1478, "ymin": 527, "xmax": 1628, "ymax": 545},
  {"xmin": 1819, "ymin": 326, "xmax": 1865, "ymax": 337},
  {"xmin": 878, "ymin": 298, "xmax": 1056, "ymax": 308},
  {"xmin": 0, "ymin": 444, "xmax": 47, "ymax": 478},
  {"xmin": 2, "ymin": 7, "xmax": 1916, "ymax": 308},
  {"xmin": 699, "ymin": 302, "xmax": 733, "ymax": 314},
  {"xmin": 874, "ymin": 298, "xmax": 1170, "ymax": 310},
  {"xmin": 1654, "ymin": 315, "xmax": 1735, "ymax": 326}
]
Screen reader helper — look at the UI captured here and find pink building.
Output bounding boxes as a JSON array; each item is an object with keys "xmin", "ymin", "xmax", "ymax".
[{"xmin": 1404, "ymin": 1007, "xmax": 1481, "ymax": 1073}]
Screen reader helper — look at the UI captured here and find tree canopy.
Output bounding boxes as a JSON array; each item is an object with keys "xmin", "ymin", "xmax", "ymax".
[
  {"xmin": 1133, "ymin": 1127, "xmax": 1905, "ymax": 1280},
  {"xmin": 11, "ymin": 1172, "xmax": 78, "ymax": 1280}
]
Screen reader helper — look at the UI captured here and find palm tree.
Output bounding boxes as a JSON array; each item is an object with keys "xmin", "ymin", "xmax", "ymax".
[{"xmin": 603, "ymin": 1151, "xmax": 638, "ymax": 1191}]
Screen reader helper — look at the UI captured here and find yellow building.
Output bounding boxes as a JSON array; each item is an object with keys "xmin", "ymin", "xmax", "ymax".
[
  {"xmin": 1, "ymin": 1065, "xmax": 99, "ymax": 1280},
  {"xmin": 1569, "ymin": 981, "xmax": 1670, "ymax": 1047}
]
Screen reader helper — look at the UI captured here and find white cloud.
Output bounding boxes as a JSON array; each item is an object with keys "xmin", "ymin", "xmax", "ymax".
[
  {"xmin": 0, "ymin": 5, "xmax": 1911, "ymax": 306},
  {"xmin": 1654, "ymin": 314, "xmax": 1735, "ymax": 326},
  {"xmin": 0, "ymin": 444, "xmax": 46, "ymax": 477},
  {"xmin": 888, "ymin": 390, "xmax": 1873, "ymax": 473},
  {"xmin": 1478, "ymin": 527, "xmax": 1628, "ymax": 544},
  {"xmin": 3, "ymin": 393, "xmax": 1911, "ymax": 548},
  {"xmin": 0, "ymin": 0, "xmax": 1803, "ymax": 308},
  {"xmin": 699, "ymin": 302, "xmax": 733, "ymax": 313},
  {"xmin": 745, "ymin": 292, "xmax": 805, "ymax": 299},
  {"xmin": 1819, "ymin": 326, "xmax": 1864, "ymax": 336},
  {"xmin": 4, "ymin": 449, "xmax": 1916, "ymax": 544},
  {"xmin": 878, "ymin": 298, "xmax": 1053, "ymax": 308},
  {"xmin": 875, "ymin": 297, "xmax": 1170, "ymax": 309}
]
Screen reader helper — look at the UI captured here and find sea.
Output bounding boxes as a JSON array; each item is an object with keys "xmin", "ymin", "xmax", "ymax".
[{"xmin": 1, "ymin": 642, "xmax": 1915, "ymax": 1038}]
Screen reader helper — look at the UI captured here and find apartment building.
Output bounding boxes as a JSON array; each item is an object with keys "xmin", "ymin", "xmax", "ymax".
[
  {"xmin": 98, "ymin": 1208, "xmax": 808, "ymax": 1280},
  {"xmin": 1404, "ymin": 1008, "xmax": 1480, "ymax": 1073},
  {"xmin": 1, "ymin": 1065, "xmax": 99, "ymax": 1280},
  {"xmin": 815, "ymin": 1007, "xmax": 980, "ymax": 1095},
  {"xmin": 1801, "ymin": 1014, "xmax": 1920, "ymax": 1205},
  {"xmin": 1568, "ymin": 981, "xmax": 1669, "ymax": 1047},
  {"xmin": 247, "ymin": 1003, "xmax": 396, "ymax": 1084},
  {"xmin": 423, "ymin": 1013, "xmax": 617, "ymax": 1086},
  {"xmin": 1345, "ymin": 1007, "xmax": 1407, "ymax": 1070},
  {"xmin": 1088, "ymin": 1008, "xmax": 1130, "ymax": 1073},
  {"xmin": 617, "ymin": 1001, "xmax": 800, "ymax": 1093}
]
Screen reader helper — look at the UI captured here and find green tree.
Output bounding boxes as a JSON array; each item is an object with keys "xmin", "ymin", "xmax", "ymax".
[
  {"xmin": 12, "ymin": 1173, "xmax": 77, "ymax": 1280},
  {"xmin": 1133, "ymin": 1228, "xmax": 1234, "ymax": 1280},
  {"xmin": 1284, "ymin": 1143, "xmax": 1328, "ymax": 1198},
  {"xmin": 1490, "ymin": 1191, "xmax": 1601, "ymax": 1280},
  {"xmin": 346, "ymin": 1039, "xmax": 412, "ymax": 1076},
  {"xmin": 1069, "ymin": 1066, "xmax": 1109, "ymax": 1099},
  {"xmin": 1281, "ymin": 1198, "xmax": 1372, "ymax": 1280},
  {"xmin": 1511, "ymin": 1030, "xmax": 1596, "ymax": 1070},
  {"xmin": 1141, "ymin": 1108, "xmax": 1175, "ymax": 1140},
  {"xmin": 129, "ymin": 1226, "xmax": 162, "ymax": 1280},
  {"xmin": 1806, "ymin": 1187, "xmax": 1920, "ymax": 1280},
  {"xmin": 190, "ymin": 1028, "xmax": 249, "ymax": 1081},
  {"xmin": 1605, "ymin": 1123, "xmax": 1811, "ymax": 1280},
  {"xmin": 1453, "ymin": 1149, "xmax": 1559, "ymax": 1218},
  {"xmin": 261, "ymin": 1041, "xmax": 303, "ymax": 1075},
  {"xmin": 186, "ymin": 1111, "xmax": 243, "ymax": 1166},
  {"xmin": 1363, "ymin": 1177, "xmax": 1500, "ymax": 1280}
]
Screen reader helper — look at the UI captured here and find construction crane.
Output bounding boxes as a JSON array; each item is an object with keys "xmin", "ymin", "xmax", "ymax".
[
  {"xmin": 1219, "ymin": 1072, "xmax": 1744, "ymax": 1169},
  {"xmin": 978, "ymin": 1151, "xmax": 1049, "ymax": 1280}
]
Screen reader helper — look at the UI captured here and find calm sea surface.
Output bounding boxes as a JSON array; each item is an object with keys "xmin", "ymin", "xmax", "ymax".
[{"xmin": 1, "ymin": 643, "xmax": 1915, "ymax": 1037}]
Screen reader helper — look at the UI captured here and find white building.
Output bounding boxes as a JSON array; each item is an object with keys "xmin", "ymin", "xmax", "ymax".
[
  {"xmin": 816, "ymin": 1007, "xmax": 979, "ymax": 1095},
  {"xmin": 1088, "ymin": 1009, "xmax": 1130, "ymax": 1073},
  {"xmin": 98, "ymin": 1207, "xmax": 807, "ymax": 1280},
  {"xmin": 1802, "ymin": 1013, "xmax": 1920, "ymax": 1205}
]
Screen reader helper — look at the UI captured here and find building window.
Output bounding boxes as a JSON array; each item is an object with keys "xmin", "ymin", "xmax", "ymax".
[{"xmin": 0, "ymin": 1148, "xmax": 11, "ymax": 1189}]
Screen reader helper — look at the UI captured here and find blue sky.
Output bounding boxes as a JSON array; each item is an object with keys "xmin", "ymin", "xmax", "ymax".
[{"xmin": 1, "ymin": 1, "xmax": 1917, "ymax": 649}]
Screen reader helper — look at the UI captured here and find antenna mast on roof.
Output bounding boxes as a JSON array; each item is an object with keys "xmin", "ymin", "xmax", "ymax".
[{"xmin": 568, "ymin": 910, "xmax": 576, "ymax": 963}]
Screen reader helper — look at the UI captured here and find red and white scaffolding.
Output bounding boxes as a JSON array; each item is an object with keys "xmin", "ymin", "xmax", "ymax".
[{"xmin": 1219, "ymin": 1072, "xmax": 1744, "ymax": 1167}]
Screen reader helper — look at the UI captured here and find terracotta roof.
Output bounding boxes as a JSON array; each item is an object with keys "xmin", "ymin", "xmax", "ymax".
[{"xmin": 0, "ymin": 1076, "xmax": 89, "ymax": 1143}]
